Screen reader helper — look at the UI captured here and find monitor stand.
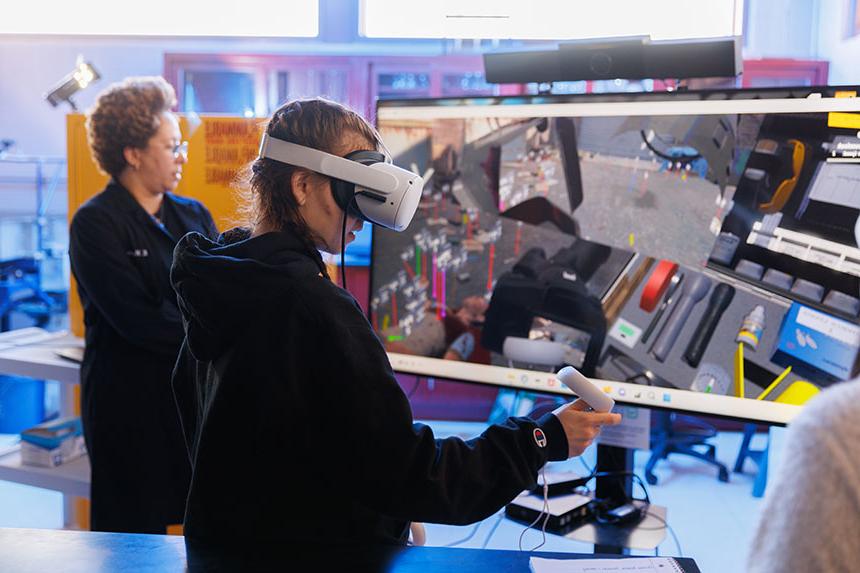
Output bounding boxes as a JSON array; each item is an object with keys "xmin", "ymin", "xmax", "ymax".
[{"xmin": 568, "ymin": 444, "xmax": 667, "ymax": 554}]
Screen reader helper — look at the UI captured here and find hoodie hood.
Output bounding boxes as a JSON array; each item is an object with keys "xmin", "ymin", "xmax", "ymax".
[{"xmin": 171, "ymin": 227, "xmax": 327, "ymax": 362}]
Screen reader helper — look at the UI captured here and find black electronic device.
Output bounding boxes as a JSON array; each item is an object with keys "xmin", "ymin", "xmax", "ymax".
[
  {"xmin": 482, "ymin": 49, "xmax": 563, "ymax": 85},
  {"xmin": 505, "ymin": 492, "xmax": 593, "ymax": 533},
  {"xmin": 600, "ymin": 502, "xmax": 645, "ymax": 526},
  {"xmin": 531, "ymin": 471, "xmax": 590, "ymax": 497},
  {"xmin": 483, "ymin": 36, "xmax": 741, "ymax": 84}
]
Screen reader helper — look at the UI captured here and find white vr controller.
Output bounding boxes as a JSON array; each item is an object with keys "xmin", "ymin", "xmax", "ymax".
[
  {"xmin": 258, "ymin": 133, "xmax": 424, "ymax": 232},
  {"xmin": 556, "ymin": 366, "xmax": 615, "ymax": 413}
]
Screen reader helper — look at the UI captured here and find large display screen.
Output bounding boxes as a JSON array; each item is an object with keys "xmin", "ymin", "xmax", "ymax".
[{"xmin": 371, "ymin": 90, "xmax": 860, "ymax": 424}]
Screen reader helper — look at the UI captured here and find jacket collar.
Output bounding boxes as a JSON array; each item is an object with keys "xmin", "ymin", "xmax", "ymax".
[{"xmin": 104, "ymin": 180, "xmax": 197, "ymax": 240}]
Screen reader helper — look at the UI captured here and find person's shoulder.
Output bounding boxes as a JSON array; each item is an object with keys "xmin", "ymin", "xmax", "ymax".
[
  {"xmin": 293, "ymin": 276, "xmax": 367, "ymax": 327},
  {"xmin": 71, "ymin": 187, "xmax": 118, "ymax": 227},
  {"xmin": 167, "ymin": 192, "xmax": 208, "ymax": 212}
]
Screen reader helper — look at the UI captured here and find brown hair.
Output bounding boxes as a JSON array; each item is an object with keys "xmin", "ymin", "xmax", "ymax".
[
  {"xmin": 85, "ymin": 76, "xmax": 177, "ymax": 178},
  {"xmin": 237, "ymin": 98, "xmax": 382, "ymax": 270}
]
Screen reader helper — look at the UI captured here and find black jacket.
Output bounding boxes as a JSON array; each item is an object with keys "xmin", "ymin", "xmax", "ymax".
[
  {"xmin": 170, "ymin": 227, "xmax": 568, "ymax": 544},
  {"xmin": 69, "ymin": 181, "xmax": 217, "ymax": 533}
]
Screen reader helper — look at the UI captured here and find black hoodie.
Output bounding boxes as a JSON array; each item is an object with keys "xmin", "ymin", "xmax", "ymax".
[{"xmin": 170, "ymin": 227, "xmax": 568, "ymax": 544}]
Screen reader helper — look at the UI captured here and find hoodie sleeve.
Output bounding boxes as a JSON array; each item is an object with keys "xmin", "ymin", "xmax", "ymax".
[
  {"xmin": 70, "ymin": 204, "xmax": 184, "ymax": 356},
  {"xmin": 313, "ymin": 291, "xmax": 568, "ymax": 525}
]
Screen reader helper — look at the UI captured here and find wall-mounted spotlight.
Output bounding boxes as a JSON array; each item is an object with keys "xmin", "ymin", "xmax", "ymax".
[{"xmin": 44, "ymin": 56, "xmax": 101, "ymax": 111}]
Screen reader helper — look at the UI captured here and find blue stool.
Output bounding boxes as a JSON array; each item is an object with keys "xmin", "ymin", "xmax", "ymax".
[{"xmin": 733, "ymin": 423, "xmax": 770, "ymax": 498}]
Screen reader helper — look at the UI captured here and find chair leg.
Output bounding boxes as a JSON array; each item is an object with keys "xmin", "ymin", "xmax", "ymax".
[
  {"xmin": 751, "ymin": 431, "xmax": 770, "ymax": 498},
  {"xmin": 674, "ymin": 445, "xmax": 730, "ymax": 482},
  {"xmin": 733, "ymin": 423, "xmax": 757, "ymax": 473},
  {"xmin": 645, "ymin": 443, "xmax": 669, "ymax": 485}
]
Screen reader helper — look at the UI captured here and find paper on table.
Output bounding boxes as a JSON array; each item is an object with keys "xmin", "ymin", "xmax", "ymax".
[{"xmin": 530, "ymin": 556, "xmax": 683, "ymax": 573}]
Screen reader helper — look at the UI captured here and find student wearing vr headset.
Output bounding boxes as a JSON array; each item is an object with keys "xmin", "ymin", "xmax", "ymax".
[{"xmin": 170, "ymin": 98, "xmax": 620, "ymax": 544}]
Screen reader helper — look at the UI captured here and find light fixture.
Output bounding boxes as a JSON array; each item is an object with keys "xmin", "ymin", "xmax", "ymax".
[{"xmin": 44, "ymin": 56, "xmax": 101, "ymax": 111}]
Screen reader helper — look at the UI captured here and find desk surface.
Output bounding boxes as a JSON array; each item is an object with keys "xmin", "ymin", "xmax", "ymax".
[{"xmin": 0, "ymin": 528, "xmax": 700, "ymax": 573}]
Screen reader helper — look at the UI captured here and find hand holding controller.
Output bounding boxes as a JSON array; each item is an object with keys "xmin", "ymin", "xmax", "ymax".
[
  {"xmin": 556, "ymin": 366, "xmax": 615, "ymax": 412},
  {"xmin": 552, "ymin": 367, "xmax": 620, "ymax": 458}
]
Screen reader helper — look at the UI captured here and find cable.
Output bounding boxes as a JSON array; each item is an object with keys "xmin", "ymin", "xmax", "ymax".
[
  {"xmin": 585, "ymin": 471, "xmax": 683, "ymax": 557},
  {"xmin": 645, "ymin": 510, "xmax": 683, "ymax": 557},
  {"xmin": 578, "ymin": 456, "xmax": 594, "ymax": 476},
  {"xmin": 589, "ymin": 471, "xmax": 651, "ymax": 505},
  {"xmin": 509, "ymin": 465, "xmax": 683, "ymax": 557},
  {"xmin": 340, "ymin": 209, "xmax": 348, "ymax": 290},
  {"xmin": 481, "ymin": 512, "xmax": 505, "ymax": 549},
  {"xmin": 444, "ymin": 521, "xmax": 482, "ymax": 547},
  {"xmin": 518, "ymin": 465, "xmax": 550, "ymax": 552},
  {"xmin": 586, "ymin": 471, "xmax": 652, "ymax": 532}
]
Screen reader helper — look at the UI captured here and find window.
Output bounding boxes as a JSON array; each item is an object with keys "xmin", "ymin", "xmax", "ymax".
[
  {"xmin": 165, "ymin": 53, "xmax": 493, "ymax": 122},
  {"xmin": 377, "ymin": 72, "xmax": 432, "ymax": 99},
  {"xmin": 441, "ymin": 72, "xmax": 494, "ymax": 97},
  {"xmin": 182, "ymin": 70, "xmax": 257, "ymax": 115},
  {"xmin": 273, "ymin": 68, "xmax": 351, "ymax": 109}
]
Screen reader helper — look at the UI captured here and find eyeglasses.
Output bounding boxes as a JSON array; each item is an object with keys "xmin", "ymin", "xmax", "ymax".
[{"xmin": 173, "ymin": 141, "xmax": 189, "ymax": 159}]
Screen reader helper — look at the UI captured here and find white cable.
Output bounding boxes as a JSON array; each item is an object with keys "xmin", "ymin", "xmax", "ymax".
[
  {"xmin": 518, "ymin": 465, "xmax": 550, "ymax": 552},
  {"xmin": 444, "ymin": 521, "xmax": 482, "ymax": 547},
  {"xmin": 481, "ymin": 512, "xmax": 505, "ymax": 549},
  {"xmin": 645, "ymin": 510, "xmax": 684, "ymax": 557},
  {"xmin": 579, "ymin": 455, "xmax": 594, "ymax": 476}
]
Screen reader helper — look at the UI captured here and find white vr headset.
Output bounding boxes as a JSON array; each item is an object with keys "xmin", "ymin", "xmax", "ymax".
[{"xmin": 258, "ymin": 133, "xmax": 423, "ymax": 232}]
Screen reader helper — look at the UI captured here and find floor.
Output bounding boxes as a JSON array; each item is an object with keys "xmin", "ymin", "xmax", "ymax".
[{"xmin": 0, "ymin": 423, "xmax": 785, "ymax": 573}]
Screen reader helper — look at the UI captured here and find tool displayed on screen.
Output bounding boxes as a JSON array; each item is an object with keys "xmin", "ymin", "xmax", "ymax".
[
  {"xmin": 772, "ymin": 302, "xmax": 860, "ymax": 382},
  {"xmin": 604, "ymin": 256, "xmax": 654, "ymax": 324},
  {"xmin": 758, "ymin": 139, "xmax": 805, "ymax": 214},
  {"xmin": 651, "ymin": 274, "xmax": 713, "ymax": 362},
  {"xmin": 691, "ymin": 363, "xmax": 731, "ymax": 395},
  {"xmin": 736, "ymin": 305, "xmax": 765, "ymax": 351},
  {"xmin": 640, "ymin": 272, "xmax": 684, "ymax": 345},
  {"xmin": 734, "ymin": 343, "xmax": 745, "ymax": 398},
  {"xmin": 639, "ymin": 260, "xmax": 679, "ymax": 313},
  {"xmin": 598, "ymin": 346, "xmax": 674, "ymax": 388},
  {"xmin": 755, "ymin": 366, "xmax": 792, "ymax": 400},
  {"xmin": 683, "ymin": 283, "xmax": 736, "ymax": 367}
]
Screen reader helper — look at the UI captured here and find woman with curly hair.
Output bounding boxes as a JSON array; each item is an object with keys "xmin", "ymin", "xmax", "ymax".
[{"xmin": 69, "ymin": 76, "xmax": 217, "ymax": 533}]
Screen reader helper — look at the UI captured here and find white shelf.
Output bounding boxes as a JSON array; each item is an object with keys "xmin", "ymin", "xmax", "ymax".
[
  {"xmin": 0, "ymin": 448, "xmax": 90, "ymax": 498},
  {"xmin": 0, "ymin": 334, "xmax": 82, "ymax": 385}
]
